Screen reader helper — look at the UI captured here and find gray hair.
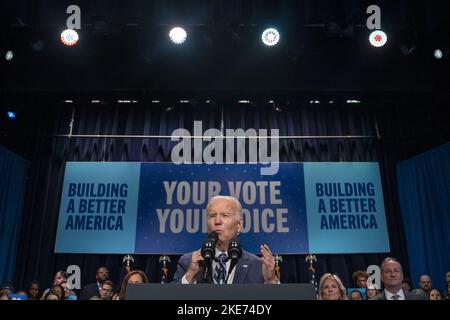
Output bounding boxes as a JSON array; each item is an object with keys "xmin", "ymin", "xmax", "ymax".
[{"xmin": 207, "ymin": 195, "xmax": 242, "ymax": 218}]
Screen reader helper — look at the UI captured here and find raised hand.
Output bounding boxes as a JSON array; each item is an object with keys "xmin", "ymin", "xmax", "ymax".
[{"xmin": 260, "ymin": 244, "xmax": 278, "ymax": 284}]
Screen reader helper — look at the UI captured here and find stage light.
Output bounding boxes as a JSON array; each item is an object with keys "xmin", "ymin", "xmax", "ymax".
[
  {"xmin": 169, "ymin": 27, "xmax": 187, "ymax": 44},
  {"xmin": 434, "ymin": 49, "xmax": 443, "ymax": 60},
  {"xmin": 261, "ymin": 28, "xmax": 280, "ymax": 46},
  {"xmin": 7, "ymin": 111, "xmax": 16, "ymax": 119},
  {"xmin": 60, "ymin": 29, "xmax": 79, "ymax": 46},
  {"xmin": 5, "ymin": 50, "xmax": 14, "ymax": 61},
  {"xmin": 369, "ymin": 30, "xmax": 387, "ymax": 47}
]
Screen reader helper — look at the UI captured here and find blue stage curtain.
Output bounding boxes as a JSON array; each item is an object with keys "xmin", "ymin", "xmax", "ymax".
[
  {"xmin": 0, "ymin": 145, "xmax": 29, "ymax": 284},
  {"xmin": 397, "ymin": 142, "xmax": 450, "ymax": 293}
]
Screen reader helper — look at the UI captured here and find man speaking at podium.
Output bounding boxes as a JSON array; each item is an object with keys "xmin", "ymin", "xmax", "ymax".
[{"xmin": 173, "ymin": 195, "xmax": 280, "ymax": 284}]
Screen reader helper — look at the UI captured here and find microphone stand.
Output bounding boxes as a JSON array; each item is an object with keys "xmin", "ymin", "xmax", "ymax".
[
  {"xmin": 224, "ymin": 258, "xmax": 237, "ymax": 285},
  {"xmin": 202, "ymin": 259, "xmax": 212, "ymax": 282}
]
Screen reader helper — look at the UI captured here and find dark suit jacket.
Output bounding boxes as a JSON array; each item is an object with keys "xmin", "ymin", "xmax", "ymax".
[
  {"xmin": 172, "ymin": 249, "xmax": 265, "ymax": 284},
  {"xmin": 370, "ymin": 289, "xmax": 426, "ymax": 300},
  {"xmin": 79, "ymin": 282, "xmax": 100, "ymax": 300}
]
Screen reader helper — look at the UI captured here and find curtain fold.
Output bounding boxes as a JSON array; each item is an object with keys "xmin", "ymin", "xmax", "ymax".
[
  {"xmin": 0, "ymin": 145, "xmax": 30, "ymax": 284},
  {"xmin": 397, "ymin": 142, "xmax": 450, "ymax": 293}
]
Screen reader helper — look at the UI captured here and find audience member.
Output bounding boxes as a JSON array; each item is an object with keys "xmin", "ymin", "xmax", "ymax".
[
  {"xmin": 349, "ymin": 289, "xmax": 363, "ymax": 300},
  {"xmin": 428, "ymin": 288, "xmax": 442, "ymax": 300},
  {"xmin": 366, "ymin": 284, "xmax": 380, "ymax": 299},
  {"xmin": 79, "ymin": 266, "xmax": 112, "ymax": 300},
  {"xmin": 26, "ymin": 281, "xmax": 41, "ymax": 300},
  {"xmin": 113, "ymin": 270, "xmax": 149, "ymax": 300},
  {"xmin": 41, "ymin": 271, "xmax": 76, "ymax": 299},
  {"xmin": 318, "ymin": 273, "xmax": 348, "ymax": 300},
  {"xmin": 412, "ymin": 274, "xmax": 432, "ymax": 299},
  {"xmin": 402, "ymin": 278, "xmax": 412, "ymax": 291},
  {"xmin": 352, "ymin": 270, "xmax": 369, "ymax": 288},
  {"xmin": 371, "ymin": 257, "xmax": 425, "ymax": 300}
]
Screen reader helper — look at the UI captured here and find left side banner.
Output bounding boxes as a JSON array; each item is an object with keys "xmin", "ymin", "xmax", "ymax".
[{"xmin": 55, "ymin": 162, "xmax": 141, "ymax": 253}]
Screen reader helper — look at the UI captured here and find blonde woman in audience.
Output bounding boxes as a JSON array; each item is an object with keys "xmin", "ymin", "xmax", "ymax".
[{"xmin": 318, "ymin": 273, "xmax": 348, "ymax": 300}]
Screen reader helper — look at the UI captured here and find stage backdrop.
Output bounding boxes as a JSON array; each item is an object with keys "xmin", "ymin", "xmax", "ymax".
[{"xmin": 55, "ymin": 162, "xmax": 389, "ymax": 254}]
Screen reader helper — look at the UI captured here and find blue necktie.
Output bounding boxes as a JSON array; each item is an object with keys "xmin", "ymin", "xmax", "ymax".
[{"xmin": 213, "ymin": 253, "xmax": 228, "ymax": 284}]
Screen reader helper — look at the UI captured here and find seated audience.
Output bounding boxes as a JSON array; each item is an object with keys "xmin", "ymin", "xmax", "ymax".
[
  {"xmin": 41, "ymin": 271, "xmax": 76, "ymax": 299},
  {"xmin": 79, "ymin": 266, "xmax": 112, "ymax": 300}
]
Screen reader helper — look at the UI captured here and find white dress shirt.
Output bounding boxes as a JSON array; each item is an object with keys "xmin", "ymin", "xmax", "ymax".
[{"xmin": 385, "ymin": 288, "xmax": 405, "ymax": 300}]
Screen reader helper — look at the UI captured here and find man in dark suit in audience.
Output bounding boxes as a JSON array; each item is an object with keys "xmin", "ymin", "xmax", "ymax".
[
  {"xmin": 371, "ymin": 257, "xmax": 425, "ymax": 300},
  {"xmin": 79, "ymin": 266, "xmax": 112, "ymax": 300},
  {"xmin": 173, "ymin": 195, "xmax": 279, "ymax": 285}
]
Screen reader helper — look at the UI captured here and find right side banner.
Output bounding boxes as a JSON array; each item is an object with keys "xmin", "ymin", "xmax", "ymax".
[{"xmin": 304, "ymin": 162, "xmax": 390, "ymax": 253}]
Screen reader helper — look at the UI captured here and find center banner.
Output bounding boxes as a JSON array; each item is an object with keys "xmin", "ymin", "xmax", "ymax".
[{"xmin": 55, "ymin": 162, "xmax": 390, "ymax": 254}]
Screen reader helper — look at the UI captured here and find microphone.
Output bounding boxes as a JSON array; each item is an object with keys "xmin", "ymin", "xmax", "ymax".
[
  {"xmin": 200, "ymin": 231, "xmax": 218, "ymax": 281},
  {"xmin": 228, "ymin": 237, "xmax": 242, "ymax": 261},
  {"xmin": 226, "ymin": 237, "xmax": 242, "ymax": 283},
  {"xmin": 201, "ymin": 231, "xmax": 218, "ymax": 262}
]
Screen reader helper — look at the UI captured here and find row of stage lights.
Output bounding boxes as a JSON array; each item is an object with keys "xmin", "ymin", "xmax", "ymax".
[
  {"xmin": 4, "ymin": 26, "xmax": 445, "ymax": 62},
  {"xmin": 58, "ymin": 28, "xmax": 435, "ymax": 53},
  {"xmin": 59, "ymin": 26, "xmax": 282, "ymax": 47},
  {"xmin": 61, "ymin": 26, "xmax": 382, "ymax": 47}
]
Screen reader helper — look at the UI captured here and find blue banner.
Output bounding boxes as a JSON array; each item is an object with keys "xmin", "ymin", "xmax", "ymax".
[{"xmin": 55, "ymin": 162, "xmax": 390, "ymax": 254}]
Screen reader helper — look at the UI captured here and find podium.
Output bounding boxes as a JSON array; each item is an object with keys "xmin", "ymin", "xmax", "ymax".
[{"xmin": 125, "ymin": 283, "xmax": 317, "ymax": 300}]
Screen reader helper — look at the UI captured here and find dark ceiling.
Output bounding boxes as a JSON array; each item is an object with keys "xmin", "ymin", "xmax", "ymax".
[{"xmin": 1, "ymin": 0, "xmax": 450, "ymax": 94}]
